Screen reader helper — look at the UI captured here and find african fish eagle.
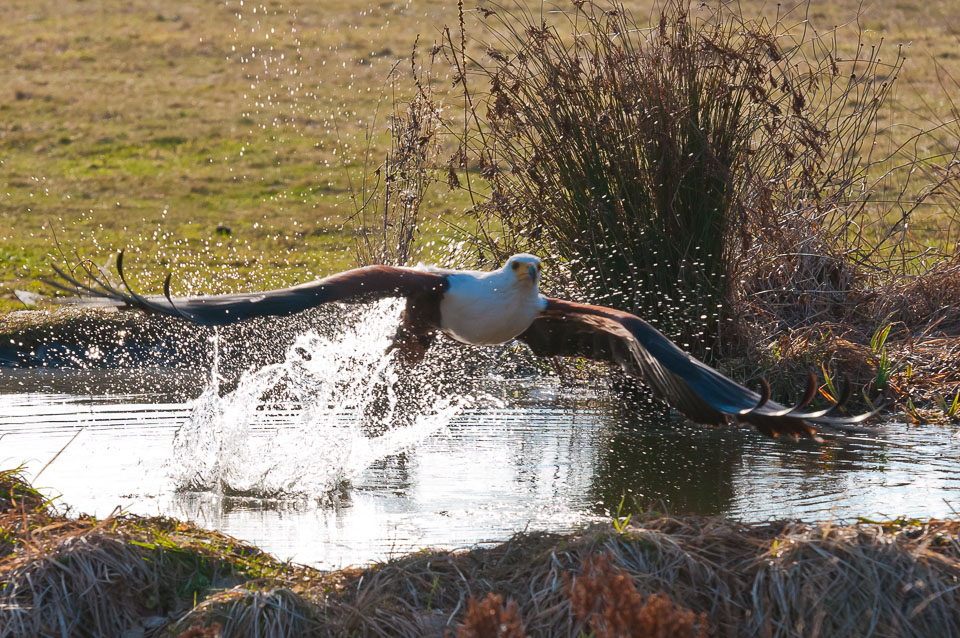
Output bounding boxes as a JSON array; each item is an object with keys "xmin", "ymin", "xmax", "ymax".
[{"xmin": 50, "ymin": 252, "xmax": 876, "ymax": 439}]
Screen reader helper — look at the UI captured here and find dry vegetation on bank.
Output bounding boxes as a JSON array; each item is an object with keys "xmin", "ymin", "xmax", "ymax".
[{"xmin": 3, "ymin": 468, "xmax": 960, "ymax": 637}]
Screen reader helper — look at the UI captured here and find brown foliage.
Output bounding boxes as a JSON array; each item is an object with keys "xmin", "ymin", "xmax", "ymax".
[
  {"xmin": 178, "ymin": 621, "xmax": 223, "ymax": 638},
  {"xmin": 570, "ymin": 553, "xmax": 708, "ymax": 638},
  {"xmin": 174, "ymin": 586, "xmax": 324, "ymax": 637},
  {"xmin": 0, "ymin": 482, "xmax": 311, "ymax": 638},
  {"xmin": 457, "ymin": 592, "xmax": 527, "ymax": 638},
  {"xmin": 350, "ymin": 42, "xmax": 442, "ymax": 268},
  {"xmin": 449, "ymin": 0, "xmax": 939, "ymax": 361},
  {"xmin": 430, "ymin": 0, "xmax": 960, "ymax": 409}
]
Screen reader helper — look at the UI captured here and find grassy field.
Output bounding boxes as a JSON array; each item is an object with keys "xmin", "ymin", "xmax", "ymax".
[
  {"xmin": 2, "ymin": 0, "xmax": 960, "ymax": 312},
  {"xmin": 0, "ymin": 0, "xmax": 474, "ymax": 308}
]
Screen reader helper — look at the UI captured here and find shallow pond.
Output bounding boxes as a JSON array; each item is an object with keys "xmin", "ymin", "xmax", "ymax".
[{"xmin": 2, "ymin": 309, "xmax": 960, "ymax": 570}]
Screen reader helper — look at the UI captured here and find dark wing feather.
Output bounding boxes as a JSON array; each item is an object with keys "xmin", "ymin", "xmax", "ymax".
[
  {"xmin": 517, "ymin": 299, "xmax": 877, "ymax": 439},
  {"xmin": 50, "ymin": 252, "xmax": 449, "ymax": 326}
]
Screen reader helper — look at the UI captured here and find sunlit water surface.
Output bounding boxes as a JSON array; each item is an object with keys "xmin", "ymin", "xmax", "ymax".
[{"xmin": 2, "ymin": 310, "xmax": 959, "ymax": 569}]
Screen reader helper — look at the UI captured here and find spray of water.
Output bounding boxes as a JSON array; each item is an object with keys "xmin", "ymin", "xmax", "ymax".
[{"xmin": 170, "ymin": 299, "xmax": 475, "ymax": 499}]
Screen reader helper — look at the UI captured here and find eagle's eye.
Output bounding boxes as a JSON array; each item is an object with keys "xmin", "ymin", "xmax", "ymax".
[{"xmin": 511, "ymin": 262, "xmax": 520, "ymax": 270}]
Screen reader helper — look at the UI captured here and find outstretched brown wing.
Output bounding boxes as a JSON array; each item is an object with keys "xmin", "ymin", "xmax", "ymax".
[
  {"xmin": 517, "ymin": 298, "xmax": 876, "ymax": 439},
  {"xmin": 50, "ymin": 252, "xmax": 449, "ymax": 327}
]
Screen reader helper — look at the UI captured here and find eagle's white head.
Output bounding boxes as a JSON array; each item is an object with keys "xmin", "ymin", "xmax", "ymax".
[
  {"xmin": 438, "ymin": 253, "xmax": 545, "ymax": 345},
  {"xmin": 504, "ymin": 253, "xmax": 542, "ymax": 286}
]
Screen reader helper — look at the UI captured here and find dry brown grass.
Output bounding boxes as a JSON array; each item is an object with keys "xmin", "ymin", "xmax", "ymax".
[
  {"xmin": 865, "ymin": 260, "xmax": 960, "ymax": 336},
  {"xmin": 3, "ymin": 464, "xmax": 960, "ymax": 637},
  {"xmin": 308, "ymin": 515, "xmax": 960, "ymax": 637},
  {"xmin": 3, "ymin": 528, "xmax": 168, "ymax": 636},
  {"xmin": 175, "ymin": 586, "xmax": 325, "ymax": 637},
  {"xmin": 0, "ymin": 471, "xmax": 314, "ymax": 638},
  {"xmin": 724, "ymin": 252, "xmax": 960, "ymax": 414},
  {"xmin": 754, "ymin": 325, "xmax": 960, "ymax": 402}
]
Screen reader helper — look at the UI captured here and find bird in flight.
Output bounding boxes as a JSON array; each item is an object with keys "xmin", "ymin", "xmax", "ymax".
[{"xmin": 51, "ymin": 252, "xmax": 876, "ymax": 439}]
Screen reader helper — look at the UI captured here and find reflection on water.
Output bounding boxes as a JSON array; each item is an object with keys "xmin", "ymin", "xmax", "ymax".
[
  {"xmin": 592, "ymin": 409, "xmax": 741, "ymax": 515},
  {"xmin": 2, "ymin": 368, "xmax": 959, "ymax": 569}
]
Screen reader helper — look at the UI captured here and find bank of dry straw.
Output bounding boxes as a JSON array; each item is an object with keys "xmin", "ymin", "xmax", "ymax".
[{"xmin": 3, "ymin": 469, "xmax": 960, "ymax": 637}]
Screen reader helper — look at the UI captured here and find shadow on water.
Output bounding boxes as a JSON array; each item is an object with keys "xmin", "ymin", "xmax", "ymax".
[
  {"xmin": 590, "ymin": 379, "xmax": 907, "ymax": 519},
  {"xmin": 590, "ymin": 393, "xmax": 741, "ymax": 516},
  {"xmin": 0, "ymin": 367, "xmax": 206, "ymax": 401}
]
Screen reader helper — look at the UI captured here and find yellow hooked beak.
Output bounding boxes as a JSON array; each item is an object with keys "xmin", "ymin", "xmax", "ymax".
[{"xmin": 510, "ymin": 259, "xmax": 541, "ymax": 282}]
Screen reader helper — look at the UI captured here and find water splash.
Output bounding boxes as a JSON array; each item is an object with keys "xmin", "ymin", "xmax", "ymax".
[{"xmin": 170, "ymin": 299, "xmax": 475, "ymax": 499}]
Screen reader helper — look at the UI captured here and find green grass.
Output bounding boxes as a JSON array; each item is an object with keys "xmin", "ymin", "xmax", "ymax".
[
  {"xmin": 0, "ymin": 0, "xmax": 476, "ymax": 310},
  {"xmin": 1, "ymin": 0, "xmax": 959, "ymax": 311}
]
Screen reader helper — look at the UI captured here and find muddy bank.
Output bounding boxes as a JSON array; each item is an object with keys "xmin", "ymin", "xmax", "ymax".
[
  {"xmin": 0, "ymin": 309, "xmax": 207, "ymax": 369},
  {"xmin": 2, "ymin": 469, "xmax": 958, "ymax": 637},
  {"xmin": 0, "ymin": 307, "xmax": 345, "ymax": 379}
]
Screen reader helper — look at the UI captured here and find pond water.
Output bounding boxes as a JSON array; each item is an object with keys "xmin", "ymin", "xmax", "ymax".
[{"xmin": 2, "ymin": 309, "xmax": 960, "ymax": 570}]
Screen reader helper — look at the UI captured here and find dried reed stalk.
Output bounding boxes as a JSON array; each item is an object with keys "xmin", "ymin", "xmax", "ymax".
[{"xmin": 349, "ymin": 43, "xmax": 442, "ymax": 267}]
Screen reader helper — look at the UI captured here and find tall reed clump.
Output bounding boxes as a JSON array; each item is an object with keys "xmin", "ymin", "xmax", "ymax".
[{"xmin": 451, "ymin": 0, "xmax": 911, "ymax": 358}]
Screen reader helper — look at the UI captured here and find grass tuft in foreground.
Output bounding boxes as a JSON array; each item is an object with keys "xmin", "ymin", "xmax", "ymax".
[
  {"xmin": 2, "ymin": 470, "xmax": 959, "ymax": 637},
  {"xmin": 0, "ymin": 467, "xmax": 46, "ymax": 514}
]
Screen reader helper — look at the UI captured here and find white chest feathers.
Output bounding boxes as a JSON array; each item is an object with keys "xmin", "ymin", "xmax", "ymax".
[{"xmin": 438, "ymin": 270, "xmax": 546, "ymax": 345}]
